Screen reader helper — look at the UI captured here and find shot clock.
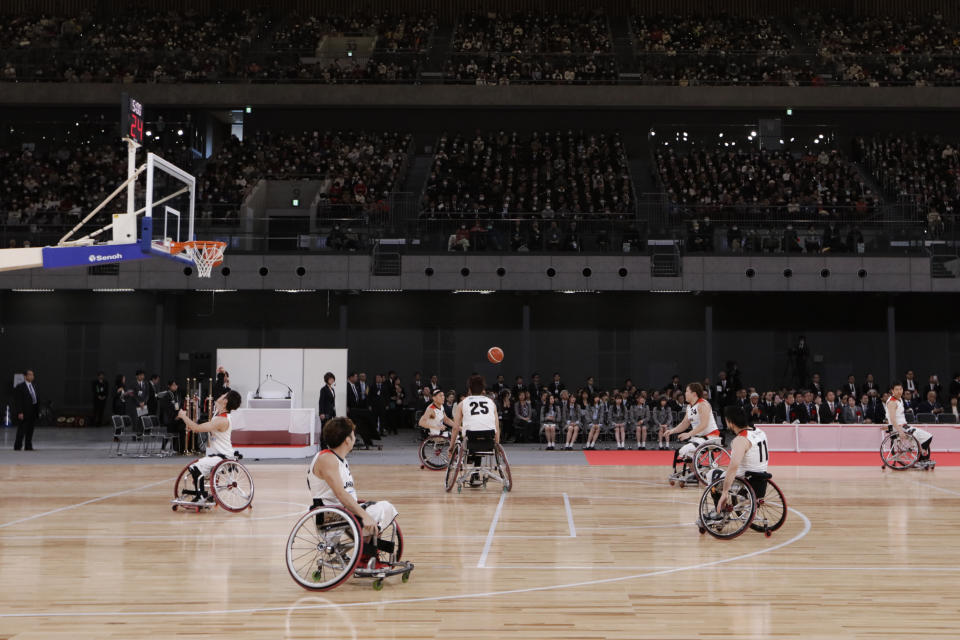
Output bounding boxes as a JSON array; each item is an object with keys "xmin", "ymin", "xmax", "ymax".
[{"xmin": 121, "ymin": 93, "xmax": 144, "ymax": 144}]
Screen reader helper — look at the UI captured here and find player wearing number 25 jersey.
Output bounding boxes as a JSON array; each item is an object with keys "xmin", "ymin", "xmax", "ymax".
[{"xmin": 449, "ymin": 375, "xmax": 500, "ymax": 455}]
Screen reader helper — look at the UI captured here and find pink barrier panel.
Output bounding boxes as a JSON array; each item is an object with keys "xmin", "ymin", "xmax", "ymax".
[
  {"xmin": 759, "ymin": 424, "xmax": 799, "ymax": 452},
  {"xmin": 756, "ymin": 423, "xmax": 960, "ymax": 452}
]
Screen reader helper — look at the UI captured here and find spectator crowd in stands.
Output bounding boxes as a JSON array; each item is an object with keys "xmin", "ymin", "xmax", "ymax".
[
  {"xmin": 424, "ymin": 130, "xmax": 633, "ymax": 216},
  {"xmin": 4, "ymin": 9, "xmax": 960, "ymax": 86},
  {"xmin": 200, "ymin": 130, "xmax": 411, "ymax": 214},
  {"xmin": 445, "ymin": 11, "xmax": 616, "ymax": 84},
  {"xmin": 349, "ymin": 366, "xmax": 960, "ymax": 449},
  {"xmin": 854, "ymin": 133, "xmax": 960, "ymax": 238}
]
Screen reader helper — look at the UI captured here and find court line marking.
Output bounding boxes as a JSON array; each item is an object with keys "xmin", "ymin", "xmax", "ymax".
[
  {"xmin": 476, "ymin": 491, "xmax": 507, "ymax": 568},
  {"xmin": 562, "ymin": 493, "xmax": 576, "ymax": 537},
  {"xmin": 482, "ymin": 565, "xmax": 960, "ymax": 572},
  {"xmin": 0, "ymin": 507, "xmax": 811, "ymax": 619},
  {"xmin": 0, "ymin": 477, "xmax": 174, "ymax": 530},
  {"xmin": 913, "ymin": 481, "xmax": 960, "ymax": 497}
]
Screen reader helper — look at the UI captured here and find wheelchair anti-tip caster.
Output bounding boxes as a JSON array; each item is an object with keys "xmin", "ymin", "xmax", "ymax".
[
  {"xmin": 402, "ymin": 571, "xmax": 411, "ymax": 583},
  {"xmin": 372, "ymin": 579, "xmax": 384, "ymax": 591}
]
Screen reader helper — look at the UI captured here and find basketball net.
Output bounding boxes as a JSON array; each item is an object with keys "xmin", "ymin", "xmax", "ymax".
[{"xmin": 173, "ymin": 241, "xmax": 226, "ymax": 278}]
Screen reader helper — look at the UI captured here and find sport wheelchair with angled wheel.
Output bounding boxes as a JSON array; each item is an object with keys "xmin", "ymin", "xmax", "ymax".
[
  {"xmin": 285, "ymin": 502, "xmax": 413, "ymax": 591},
  {"xmin": 696, "ymin": 471, "xmax": 787, "ymax": 539},
  {"xmin": 880, "ymin": 426, "xmax": 934, "ymax": 470},
  {"xmin": 445, "ymin": 430, "xmax": 512, "ymax": 493},
  {"xmin": 418, "ymin": 428, "xmax": 451, "ymax": 471},
  {"xmin": 669, "ymin": 440, "xmax": 731, "ymax": 488},
  {"xmin": 171, "ymin": 451, "xmax": 254, "ymax": 512}
]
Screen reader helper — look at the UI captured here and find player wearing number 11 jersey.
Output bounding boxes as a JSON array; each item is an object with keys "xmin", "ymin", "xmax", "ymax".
[{"xmin": 717, "ymin": 406, "xmax": 770, "ymax": 512}]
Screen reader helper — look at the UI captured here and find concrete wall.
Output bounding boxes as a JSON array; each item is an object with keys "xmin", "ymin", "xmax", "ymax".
[
  {"xmin": 1, "ymin": 288, "xmax": 958, "ymax": 412},
  {"xmin": 0, "ymin": 254, "xmax": 955, "ymax": 293}
]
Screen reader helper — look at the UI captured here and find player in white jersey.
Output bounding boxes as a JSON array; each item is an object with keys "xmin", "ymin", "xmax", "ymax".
[
  {"xmin": 665, "ymin": 382, "xmax": 721, "ymax": 465},
  {"xmin": 717, "ymin": 406, "xmax": 770, "ymax": 512},
  {"xmin": 177, "ymin": 389, "xmax": 242, "ymax": 503},
  {"xmin": 419, "ymin": 389, "xmax": 454, "ymax": 435},
  {"xmin": 449, "ymin": 375, "xmax": 500, "ymax": 485},
  {"xmin": 308, "ymin": 416, "xmax": 398, "ymax": 544},
  {"xmin": 887, "ymin": 381, "xmax": 935, "ymax": 469}
]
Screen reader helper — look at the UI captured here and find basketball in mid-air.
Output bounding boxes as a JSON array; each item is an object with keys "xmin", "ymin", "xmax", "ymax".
[{"xmin": 487, "ymin": 346, "xmax": 504, "ymax": 364}]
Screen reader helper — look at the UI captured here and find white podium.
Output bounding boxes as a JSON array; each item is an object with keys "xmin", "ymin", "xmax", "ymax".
[{"xmin": 246, "ymin": 393, "xmax": 295, "ymax": 410}]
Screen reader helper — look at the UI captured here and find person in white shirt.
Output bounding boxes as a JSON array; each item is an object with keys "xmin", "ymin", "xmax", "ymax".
[
  {"xmin": 717, "ymin": 406, "xmax": 770, "ymax": 512},
  {"xmin": 886, "ymin": 381, "xmax": 934, "ymax": 469},
  {"xmin": 177, "ymin": 390, "xmax": 242, "ymax": 503},
  {"xmin": 308, "ymin": 417, "xmax": 398, "ymax": 545},
  {"xmin": 449, "ymin": 375, "xmax": 500, "ymax": 485},
  {"xmin": 419, "ymin": 389, "xmax": 454, "ymax": 435},
  {"xmin": 665, "ymin": 382, "xmax": 721, "ymax": 464}
]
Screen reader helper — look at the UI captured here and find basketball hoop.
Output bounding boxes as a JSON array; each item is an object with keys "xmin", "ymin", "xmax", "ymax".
[{"xmin": 171, "ymin": 240, "xmax": 226, "ymax": 278}]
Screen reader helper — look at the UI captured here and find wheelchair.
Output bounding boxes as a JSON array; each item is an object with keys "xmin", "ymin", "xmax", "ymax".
[
  {"xmin": 668, "ymin": 439, "xmax": 731, "ymax": 488},
  {"xmin": 285, "ymin": 502, "xmax": 413, "ymax": 591},
  {"xmin": 696, "ymin": 471, "xmax": 787, "ymax": 540},
  {"xmin": 418, "ymin": 428, "xmax": 451, "ymax": 471},
  {"xmin": 171, "ymin": 451, "xmax": 254, "ymax": 512},
  {"xmin": 880, "ymin": 426, "xmax": 933, "ymax": 471},
  {"xmin": 444, "ymin": 431, "xmax": 512, "ymax": 493}
]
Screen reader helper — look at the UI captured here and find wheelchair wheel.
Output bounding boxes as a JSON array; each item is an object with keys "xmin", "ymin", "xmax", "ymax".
[
  {"xmin": 495, "ymin": 443, "xmax": 512, "ymax": 492},
  {"xmin": 698, "ymin": 476, "xmax": 756, "ymax": 540},
  {"xmin": 378, "ymin": 520, "xmax": 404, "ymax": 563},
  {"xmin": 419, "ymin": 435, "xmax": 450, "ymax": 471},
  {"xmin": 173, "ymin": 459, "xmax": 202, "ymax": 502},
  {"xmin": 880, "ymin": 433, "xmax": 920, "ymax": 470},
  {"xmin": 693, "ymin": 443, "xmax": 731, "ymax": 486},
  {"xmin": 286, "ymin": 505, "xmax": 362, "ymax": 591},
  {"xmin": 210, "ymin": 460, "xmax": 254, "ymax": 512},
  {"xmin": 444, "ymin": 441, "xmax": 463, "ymax": 492},
  {"xmin": 749, "ymin": 479, "xmax": 786, "ymax": 535}
]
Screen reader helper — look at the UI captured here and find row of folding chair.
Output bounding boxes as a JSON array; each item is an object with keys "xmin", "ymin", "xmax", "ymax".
[
  {"xmin": 109, "ymin": 414, "xmax": 179, "ymax": 457},
  {"xmin": 910, "ymin": 411, "xmax": 958, "ymax": 424}
]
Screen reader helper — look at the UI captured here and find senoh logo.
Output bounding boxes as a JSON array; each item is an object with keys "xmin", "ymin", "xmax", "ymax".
[{"xmin": 88, "ymin": 252, "xmax": 125, "ymax": 263}]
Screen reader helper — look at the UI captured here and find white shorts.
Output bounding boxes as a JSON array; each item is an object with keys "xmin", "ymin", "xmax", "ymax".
[
  {"xmin": 363, "ymin": 500, "xmax": 398, "ymax": 531},
  {"xmin": 427, "ymin": 428, "xmax": 448, "ymax": 437},
  {"xmin": 193, "ymin": 454, "xmax": 226, "ymax": 477},
  {"xmin": 908, "ymin": 426, "xmax": 933, "ymax": 444},
  {"xmin": 679, "ymin": 435, "xmax": 721, "ymax": 459}
]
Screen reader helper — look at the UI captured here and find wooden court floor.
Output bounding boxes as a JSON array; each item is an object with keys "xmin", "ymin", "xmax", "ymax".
[{"xmin": 1, "ymin": 461, "xmax": 958, "ymax": 639}]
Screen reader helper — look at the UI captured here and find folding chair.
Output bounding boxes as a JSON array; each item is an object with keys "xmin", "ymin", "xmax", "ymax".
[
  {"xmin": 937, "ymin": 413, "xmax": 958, "ymax": 424},
  {"xmin": 110, "ymin": 415, "xmax": 137, "ymax": 456},
  {"xmin": 915, "ymin": 412, "xmax": 938, "ymax": 424}
]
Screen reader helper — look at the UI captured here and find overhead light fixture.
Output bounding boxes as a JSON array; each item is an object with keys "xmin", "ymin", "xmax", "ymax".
[
  {"xmin": 274, "ymin": 289, "xmax": 317, "ymax": 293},
  {"xmin": 12, "ymin": 288, "xmax": 54, "ymax": 292},
  {"xmin": 452, "ymin": 289, "xmax": 495, "ymax": 294},
  {"xmin": 650, "ymin": 289, "xmax": 692, "ymax": 293},
  {"xmin": 559, "ymin": 290, "xmax": 600, "ymax": 294},
  {"xmin": 195, "ymin": 289, "xmax": 237, "ymax": 293},
  {"xmin": 92, "ymin": 288, "xmax": 135, "ymax": 292},
  {"xmin": 362, "ymin": 288, "xmax": 402, "ymax": 293}
]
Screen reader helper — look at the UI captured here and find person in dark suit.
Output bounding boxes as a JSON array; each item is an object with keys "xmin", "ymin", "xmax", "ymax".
[
  {"xmin": 156, "ymin": 380, "xmax": 184, "ymax": 454},
  {"xmin": 344, "ymin": 371, "xmax": 377, "ymax": 447},
  {"xmin": 810, "ymin": 373, "xmax": 824, "ymax": 398},
  {"xmin": 949, "ymin": 373, "xmax": 960, "ymax": 400},
  {"xmin": 841, "ymin": 396, "xmax": 862, "ymax": 424},
  {"xmin": 549, "ymin": 372, "xmax": 565, "ymax": 398},
  {"xmin": 780, "ymin": 393, "xmax": 803, "ymax": 423},
  {"xmin": 819, "ymin": 391, "xmax": 840, "ymax": 423},
  {"xmin": 861, "ymin": 373, "xmax": 878, "ymax": 397},
  {"xmin": 746, "ymin": 392, "xmax": 765, "ymax": 426},
  {"xmin": 13, "ymin": 369, "xmax": 39, "ymax": 450},
  {"xmin": 665, "ymin": 375, "xmax": 682, "ymax": 395},
  {"xmin": 904, "ymin": 370, "xmax": 919, "ymax": 396},
  {"xmin": 370, "ymin": 373, "xmax": 391, "ymax": 434},
  {"xmin": 513, "ymin": 376, "xmax": 528, "ymax": 399},
  {"xmin": 917, "ymin": 390, "xmax": 944, "ymax": 417},
  {"xmin": 113, "ymin": 374, "xmax": 130, "ymax": 416},
  {"xmin": 409, "ymin": 372, "xmax": 424, "ymax": 401},
  {"xmin": 318, "ymin": 372, "xmax": 337, "ymax": 426},
  {"xmin": 844, "ymin": 375, "xmax": 858, "ymax": 399},
  {"xmin": 714, "ymin": 371, "xmax": 732, "ymax": 408},
  {"xmin": 147, "ymin": 373, "xmax": 161, "ymax": 416},
  {"xmin": 925, "ymin": 375, "xmax": 943, "ymax": 401},
  {"xmin": 92, "ymin": 371, "xmax": 109, "ymax": 427},
  {"xmin": 493, "ymin": 375, "xmax": 507, "ymax": 396},
  {"xmin": 132, "ymin": 370, "xmax": 148, "ymax": 421}
]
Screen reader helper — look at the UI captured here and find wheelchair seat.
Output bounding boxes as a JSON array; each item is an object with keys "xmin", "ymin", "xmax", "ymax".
[
  {"xmin": 465, "ymin": 430, "xmax": 496, "ymax": 454},
  {"xmin": 743, "ymin": 470, "xmax": 772, "ymax": 499}
]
